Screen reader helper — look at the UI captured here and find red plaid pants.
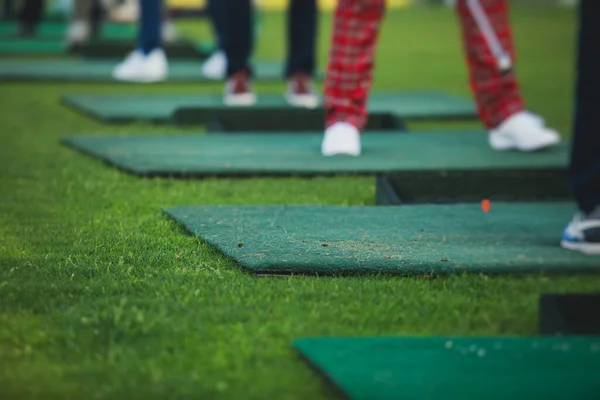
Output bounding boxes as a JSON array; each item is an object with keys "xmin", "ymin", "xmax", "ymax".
[{"xmin": 324, "ymin": 0, "xmax": 525, "ymax": 130}]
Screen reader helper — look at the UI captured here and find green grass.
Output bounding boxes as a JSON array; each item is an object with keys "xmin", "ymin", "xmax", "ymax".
[{"xmin": 1, "ymin": 5, "xmax": 597, "ymax": 399}]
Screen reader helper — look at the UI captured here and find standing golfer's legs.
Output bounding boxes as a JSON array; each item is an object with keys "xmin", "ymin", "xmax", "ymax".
[
  {"xmin": 201, "ymin": 0, "xmax": 229, "ymax": 80},
  {"xmin": 66, "ymin": 0, "xmax": 94, "ymax": 45},
  {"xmin": 18, "ymin": 0, "xmax": 44, "ymax": 36},
  {"xmin": 222, "ymin": 0, "xmax": 256, "ymax": 105},
  {"xmin": 561, "ymin": 0, "xmax": 600, "ymax": 254},
  {"xmin": 285, "ymin": 0, "xmax": 320, "ymax": 108},
  {"xmin": 112, "ymin": 0, "xmax": 168, "ymax": 82},
  {"xmin": 321, "ymin": 0, "xmax": 386, "ymax": 156},
  {"xmin": 455, "ymin": 0, "xmax": 560, "ymax": 151}
]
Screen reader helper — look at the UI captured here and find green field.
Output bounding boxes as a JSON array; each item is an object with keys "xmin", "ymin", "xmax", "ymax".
[{"xmin": 1, "ymin": 5, "xmax": 597, "ymax": 399}]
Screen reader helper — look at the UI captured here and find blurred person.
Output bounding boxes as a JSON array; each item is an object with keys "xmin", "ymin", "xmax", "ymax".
[
  {"xmin": 221, "ymin": 0, "xmax": 319, "ymax": 108},
  {"xmin": 200, "ymin": 0, "xmax": 228, "ymax": 80},
  {"xmin": 65, "ymin": 0, "xmax": 104, "ymax": 45},
  {"xmin": 201, "ymin": 0, "xmax": 265, "ymax": 81},
  {"xmin": 321, "ymin": 0, "xmax": 561, "ymax": 156},
  {"xmin": 560, "ymin": 0, "xmax": 600, "ymax": 254},
  {"xmin": 16, "ymin": 0, "xmax": 44, "ymax": 36},
  {"xmin": 111, "ymin": 0, "xmax": 179, "ymax": 82}
]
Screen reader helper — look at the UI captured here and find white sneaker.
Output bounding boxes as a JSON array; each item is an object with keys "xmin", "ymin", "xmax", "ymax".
[
  {"xmin": 202, "ymin": 50, "xmax": 227, "ymax": 81},
  {"xmin": 321, "ymin": 122, "xmax": 361, "ymax": 156},
  {"xmin": 561, "ymin": 211, "xmax": 600, "ymax": 255},
  {"xmin": 489, "ymin": 111, "xmax": 561, "ymax": 152},
  {"xmin": 66, "ymin": 20, "xmax": 91, "ymax": 45},
  {"xmin": 112, "ymin": 49, "xmax": 168, "ymax": 83}
]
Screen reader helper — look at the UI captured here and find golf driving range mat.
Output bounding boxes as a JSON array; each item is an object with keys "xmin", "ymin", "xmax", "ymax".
[
  {"xmin": 0, "ymin": 21, "xmax": 136, "ymax": 39},
  {"xmin": 60, "ymin": 91, "xmax": 476, "ymax": 125},
  {"xmin": 0, "ymin": 38, "xmax": 67, "ymax": 55},
  {"xmin": 75, "ymin": 39, "xmax": 215, "ymax": 59},
  {"xmin": 0, "ymin": 59, "xmax": 306, "ymax": 82},
  {"xmin": 161, "ymin": 203, "xmax": 600, "ymax": 276},
  {"xmin": 292, "ymin": 336, "xmax": 600, "ymax": 400},
  {"xmin": 60, "ymin": 131, "xmax": 567, "ymax": 179}
]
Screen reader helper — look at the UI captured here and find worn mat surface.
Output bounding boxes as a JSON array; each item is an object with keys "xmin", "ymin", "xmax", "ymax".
[{"xmin": 161, "ymin": 203, "xmax": 599, "ymax": 275}]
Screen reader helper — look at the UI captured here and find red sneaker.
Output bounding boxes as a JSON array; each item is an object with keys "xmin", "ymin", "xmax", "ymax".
[
  {"xmin": 285, "ymin": 73, "xmax": 319, "ymax": 108},
  {"xmin": 223, "ymin": 70, "xmax": 257, "ymax": 106}
]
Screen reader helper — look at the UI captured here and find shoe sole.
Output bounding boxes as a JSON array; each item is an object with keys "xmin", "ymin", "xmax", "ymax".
[
  {"xmin": 112, "ymin": 73, "xmax": 168, "ymax": 83},
  {"xmin": 489, "ymin": 132, "xmax": 561, "ymax": 152},
  {"xmin": 321, "ymin": 150, "xmax": 361, "ymax": 157},
  {"xmin": 285, "ymin": 93, "xmax": 320, "ymax": 109},
  {"xmin": 561, "ymin": 240, "xmax": 600, "ymax": 255},
  {"xmin": 223, "ymin": 94, "xmax": 257, "ymax": 107}
]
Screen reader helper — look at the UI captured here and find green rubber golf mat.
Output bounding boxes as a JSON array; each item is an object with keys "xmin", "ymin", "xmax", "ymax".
[
  {"xmin": 60, "ymin": 91, "xmax": 476, "ymax": 126},
  {"xmin": 161, "ymin": 203, "xmax": 600, "ymax": 276},
  {"xmin": 0, "ymin": 38, "xmax": 68, "ymax": 55},
  {"xmin": 0, "ymin": 59, "xmax": 308, "ymax": 82},
  {"xmin": 75, "ymin": 39, "xmax": 215, "ymax": 59},
  {"xmin": 0, "ymin": 39, "xmax": 213, "ymax": 58},
  {"xmin": 292, "ymin": 337, "xmax": 600, "ymax": 400},
  {"xmin": 60, "ymin": 131, "xmax": 567, "ymax": 178},
  {"xmin": 0, "ymin": 21, "xmax": 136, "ymax": 39}
]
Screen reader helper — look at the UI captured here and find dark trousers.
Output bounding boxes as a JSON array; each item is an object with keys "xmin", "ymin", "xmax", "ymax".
[
  {"xmin": 136, "ymin": 0, "xmax": 162, "ymax": 54},
  {"xmin": 223, "ymin": 0, "xmax": 317, "ymax": 79},
  {"xmin": 208, "ymin": 0, "xmax": 227, "ymax": 50},
  {"xmin": 570, "ymin": 0, "xmax": 600, "ymax": 214},
  {"xmin": 3, "ymin": 0, "xmax": 15, "ymax": 19},
  {"xmin": 18, "ymin": 0, "xmax": 44, "ymax": 27}
]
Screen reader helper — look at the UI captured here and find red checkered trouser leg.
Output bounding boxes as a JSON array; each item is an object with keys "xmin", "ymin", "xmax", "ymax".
[
  {"xmin": 324, "ymin": 0, "xmax": 386, "ymax": 131},
  {"xmin": 456, "ymin": 0, "xmax": 525, "ymax": 129}
]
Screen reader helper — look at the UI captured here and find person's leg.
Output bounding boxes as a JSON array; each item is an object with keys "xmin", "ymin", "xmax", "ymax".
[
  {"xmin": 75, "ymin": 0, "xmax": 94, "ymax": 20},
  {"xmin": 284, "ymin": 0, "xmax": 319, "ymax": 108},
  {"xmin": 561, "ymin": 0, "xmax": 600, "ymax": 254},
  {"xmin": 90, "ymin": 0, "xmax": 104, "ymax": 37},
  {"xmin": 201, "ymin": 0, "xmax": 229, "ymax": 80},
  {"xmin": 209, "ymin": 0, "xmax": 227, "ymax": 49},
  {"xmin": 161, "ymin": 1, "xmax": 178, "ymax": 43},
  {"xmin": 112, "ymin": 0, "xmax": 167, "ymax": 82},
  {"xmin": 137, "ymin": 0, "xmax": 162, "ymax": 55},
  {"xmin": 455, "ymin": 0, "xmax": 560, "ymax": 151},
  {"xmin": 18, "ymin": 0, "xmax": 44, "ymax": 36},
  {"xmin": 223, "ymin": 0, "xmax": 253, "ymax": 78},
  {"xmin": 286, "ymin": 0, "xmax": 317, "ymax": 78},
  {"xmin": 66, "ymin": 0, "xmax": 94, "ymax": 45},
  {"xmin": 222, "ymin": 0, "xmax": 255, "ymax": 105},
  {"xmin": 3, "ymin": 0, "xmax": 15, "ymax": 19},
  {"xmin": 321, "ymin": 0, "xmax": 386, "ymax": 156}
]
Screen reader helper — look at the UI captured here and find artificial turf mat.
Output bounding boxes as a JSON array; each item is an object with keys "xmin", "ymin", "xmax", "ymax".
[
  {"xmin": 76, "ymin": 39, "xmax": 215, "ymax": 59},
  {"xmin": 292, "ymin": 336, "xmax": 600, "ymax": 400},
  {"xmin": 161, "ymin": 203, "xmax": 600, "ymax": 276},
  {"xmin": 0, "ymin": 21, "xmax": 136, "ymax": 39},
  {"xmin": 60, "ymin": 131, "xmax": 568, "ymax": 178},
  {"xmin": 0, "ymin": 6, "xmax": 594, "ymax": 398},
  {"xmin": 0, "ymin": 38, "xmax": 68, "ymax": 55},
  {"xmin": 0, "ymin": 59, "xmax": 308, "ymax": 82},
  {"xmin": 60, "ymin": 91, "xmax": 477, "ymax": 124}
]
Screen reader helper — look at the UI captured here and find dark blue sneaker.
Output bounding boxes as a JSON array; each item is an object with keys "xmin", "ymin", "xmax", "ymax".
[{"xmin": 561, "ymin": 211, "xmax": 600, "ymax": 255}]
